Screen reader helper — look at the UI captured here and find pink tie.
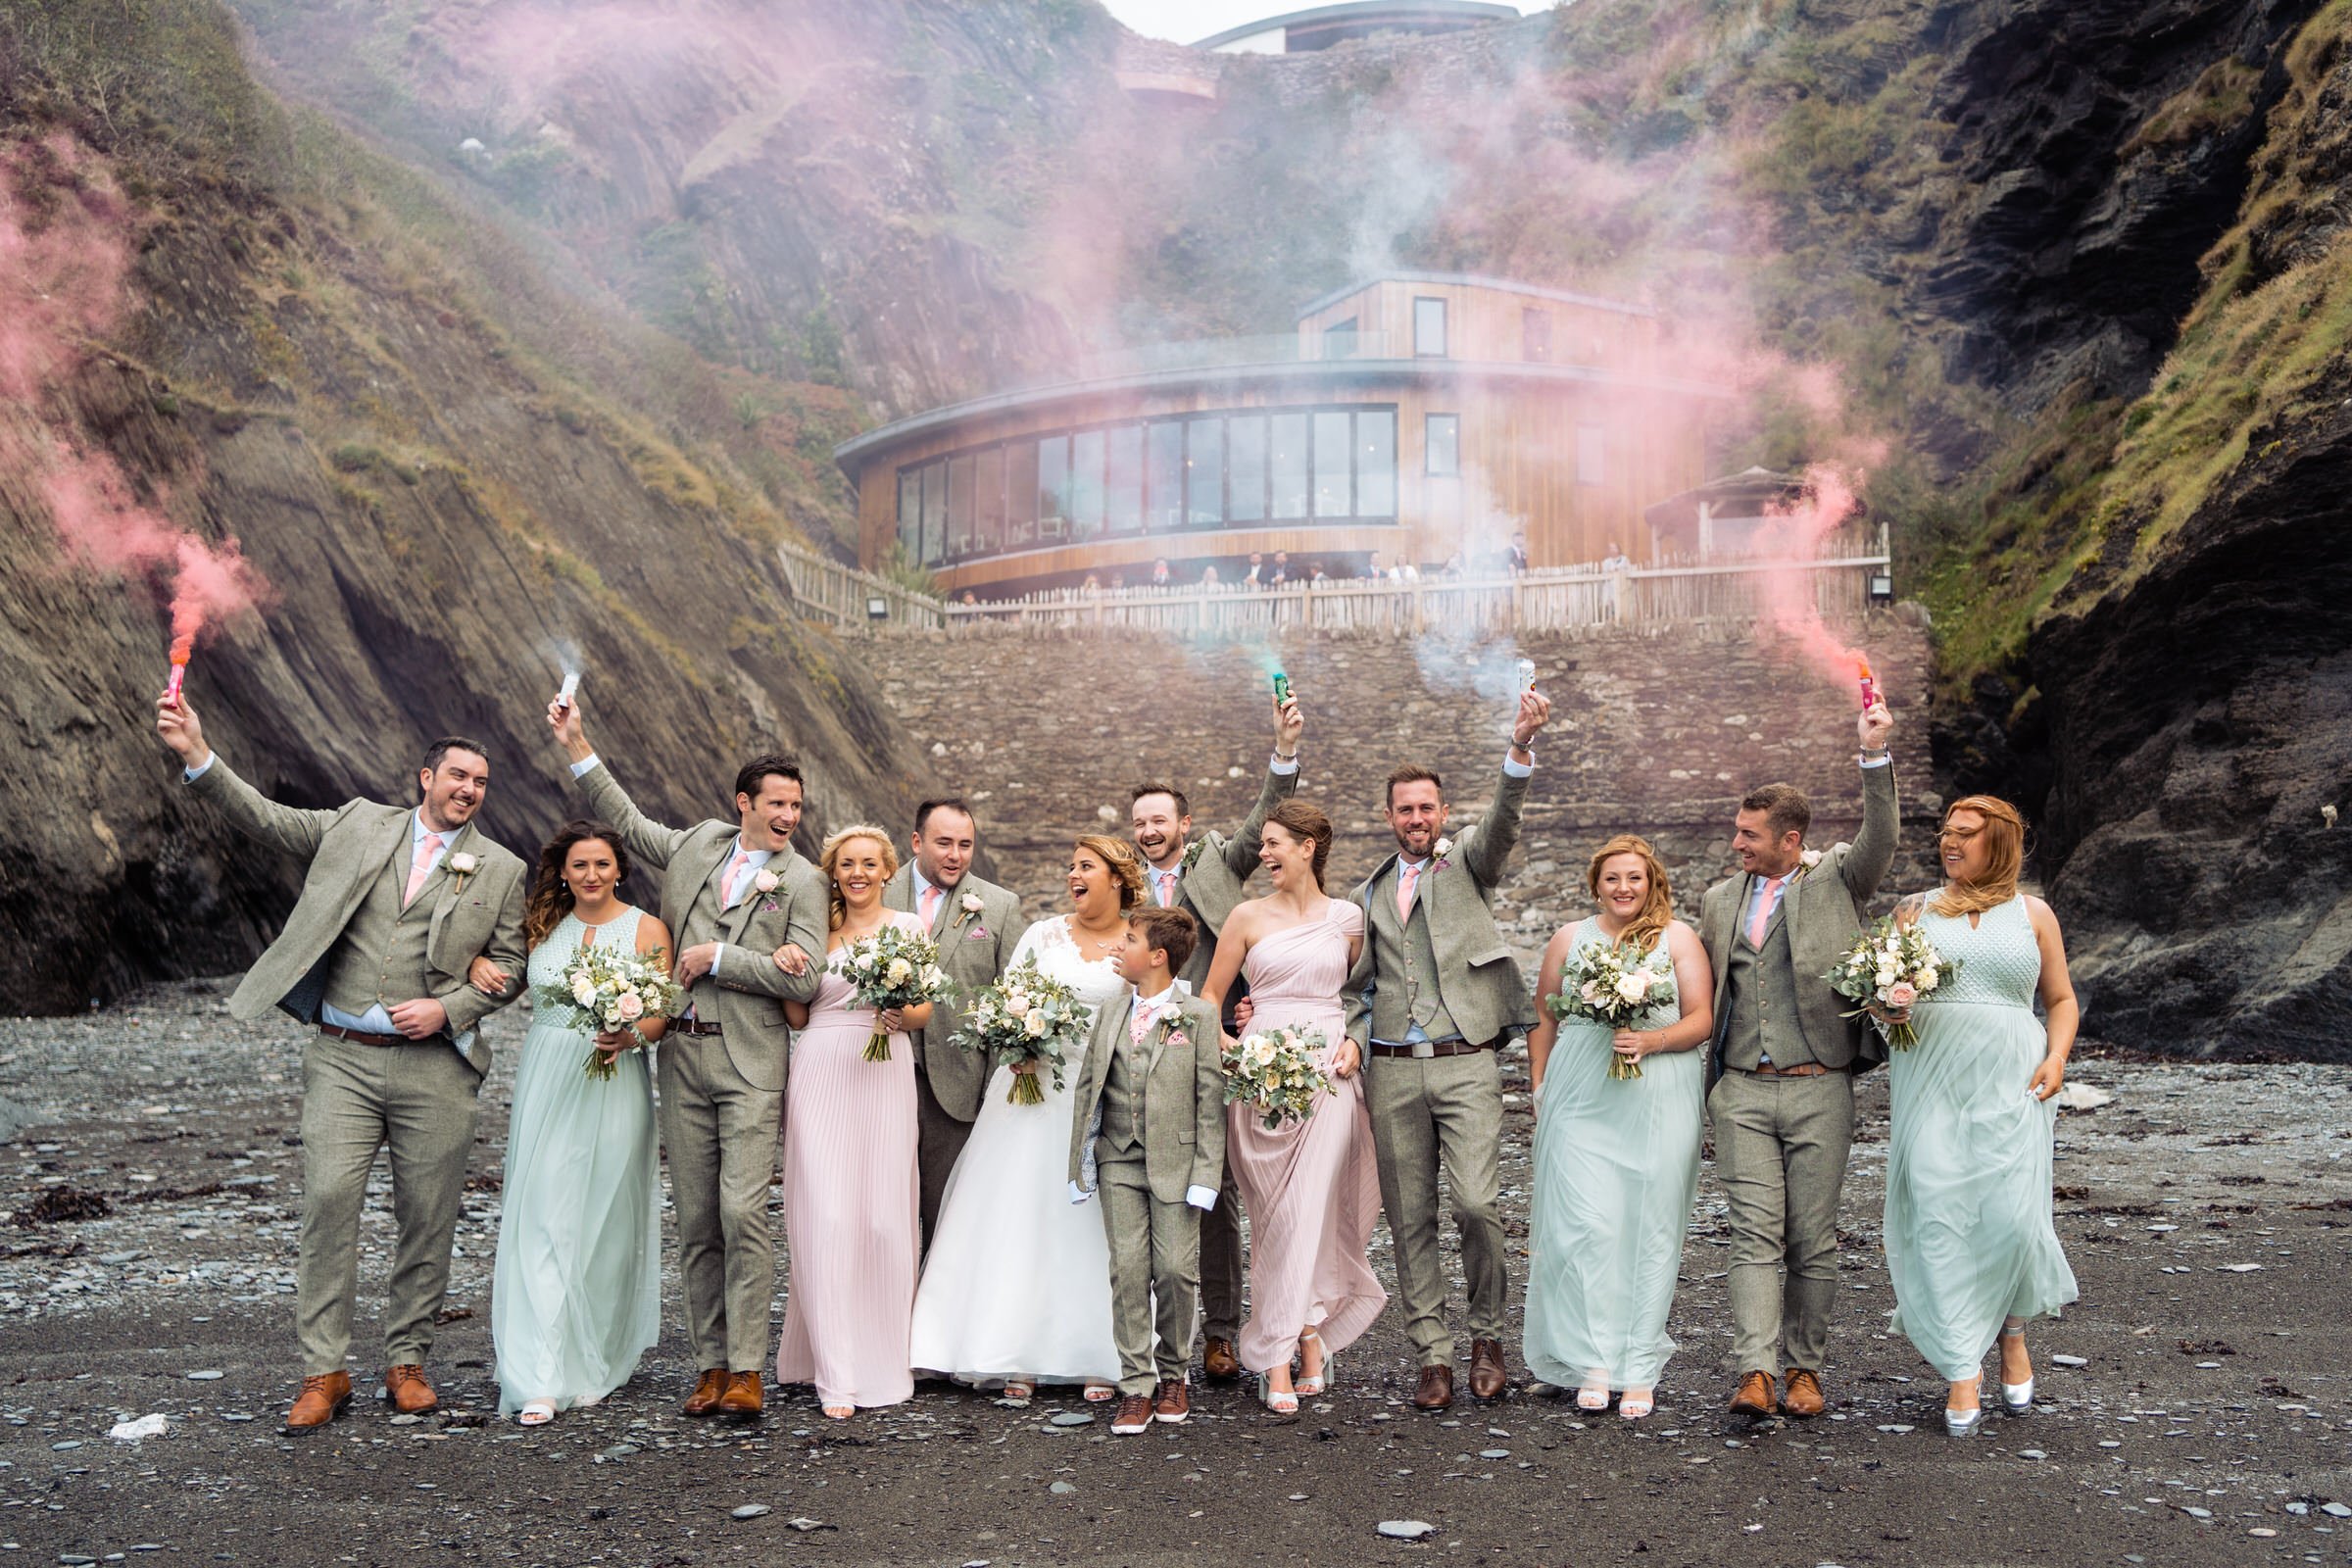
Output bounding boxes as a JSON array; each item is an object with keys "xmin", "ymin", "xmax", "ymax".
[
  {"xmin": 920, "ymin": 885, "xmax": 943, "ymax": 927},
  {"xmin": 1396, "ymin": 861, "xmax": 1420, "ymax": 921},
  {"xmin": 721, "ymin": 848, "xmax": 751, "ymax": 908},
  {"xmin": 1155, "ymin": 870, "xmax": 1174, "ymax": 908},
  {"xmin": 404, "ymin": 832, "xmax": 443, "ymax": 907},
  {"xmin": 1131, "ymin": 1004, "xmax": 1154, "ymax": 1045},
  {"xmin": 1746, "ymin": 875, "xmax": 1786, "ymax": 948}
]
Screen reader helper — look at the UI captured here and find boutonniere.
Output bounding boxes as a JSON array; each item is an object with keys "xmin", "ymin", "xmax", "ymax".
[
  {"xmin": 446, "ymin": 852, "xmax": 479, "ymax": 889},
  {"xmin": 753, "ymin": 868, "xmax": 780, "ymax": 894},
  {"xmin": 1431, "ymin": 836, "xmax": 1453, "ymax": 870},
  {"xmin": 1179, "ymin": 840, "xmax": 1206, "ymax": 873},
  {"xmin": 1790, "ymin": 848, "xmax": 1824, "ymax": 882},
  {"xmin": 960, "ymin": 891, "xmax": 985, "ymax": 916}
]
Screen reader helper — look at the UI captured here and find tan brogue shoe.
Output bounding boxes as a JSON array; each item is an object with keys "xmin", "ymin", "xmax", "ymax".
[
  {"xmin": 285, "ymin": 1371, "xmax": 352, "ymax": 1433},
  {"xmin": 682, "ymin": 1367, "xmax": 729, "ymax": 1417},
  {"xmin": 716, "ymin": 1370, "xmax": 764, "ymax": 1420},
  {"xmin": 1468, "ymin": 1338, "xmax": 1509, "ymax": 1400},
  {"xmin": 1201, "ymin": 1337, "xmax": 1241, "ymax": 1382},
  {"xmin": 1783, "ymin": 1368, "xmax": 1826, "ymax": 1417},
  {"xmin": 1412, "ymin": 1363, "xmax": 1455, "ymax": 1411},
  {"xmin": 383, "ymin": 1364, "xmax": 439, "ymax": 1415},
  {"xmin": 1729, "ymin": 1369, "xmax": 1778, "ymax": 1419}
]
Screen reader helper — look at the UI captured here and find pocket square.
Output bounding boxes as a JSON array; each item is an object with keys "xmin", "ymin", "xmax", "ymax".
[
  {"xmin": 965, "ymin": 925, "xmax": 989, "ymax": 940},
  {"xmin": 760, "ymin": 899, "xmax": 781, "ymax": 912}
]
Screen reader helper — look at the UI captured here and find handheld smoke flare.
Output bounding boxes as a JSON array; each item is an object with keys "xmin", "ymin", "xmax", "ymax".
[
  {"xmin": 1856, "ymin": 655, "xmax": 1878, "ymax": 712},
  {"xmin": 556, "ymin": 669, "xmax": 581, "ymax": 712},
  {"xmin": 164, "ymin": 639, "xmax": 190, "ymax": 708}
]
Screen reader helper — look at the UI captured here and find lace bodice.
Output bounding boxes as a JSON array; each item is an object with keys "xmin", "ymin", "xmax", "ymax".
[
  {"xmin": 1009, "ymin": 915, "xmax": 1132, "ymax": 1018},
  {"xmin": 1914, "ymin": 895, "xmax": 2039, "ymax": 1010},
  {"xmin": 526, "ymin": 908, "xmax": 648, "ymax": 989},
  {"xmin": 1562, "ymin": 920, "xmax": 1681, "ymax": 1031}
]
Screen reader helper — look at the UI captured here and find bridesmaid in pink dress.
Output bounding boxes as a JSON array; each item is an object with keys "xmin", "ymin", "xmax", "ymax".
[
  {"xmin": 1202, "ymin": 800, "xmax": 1387, "ymax": 1412},
  {"xmin": 775, "ymin": 825, "xmax": 932, "ymax": 1418}
]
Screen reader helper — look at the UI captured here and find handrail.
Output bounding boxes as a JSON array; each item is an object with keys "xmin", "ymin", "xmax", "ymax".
[{"xmin": 775, "ymin": 539, "xmax": 947, "ymax": 631}]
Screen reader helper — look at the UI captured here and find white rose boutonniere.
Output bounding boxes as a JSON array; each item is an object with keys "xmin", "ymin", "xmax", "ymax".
[
  {"xmin": 752, "ymin": 869, "xmax": 780, "ymax": 895},
  {"xmin": 446, "ymin": 851, "xmax": 479, "ymax": 890},
  {"xmin": 960, "ymin": 892, "xmax": 985, "ymax": 915},
  {"xmin": 1433, "ymin": 836, "xmax": 1453, "ymax": 858},
  {"xmin": 1788, "ymin": 847, "xmax": 1824, "ymax": 883}
]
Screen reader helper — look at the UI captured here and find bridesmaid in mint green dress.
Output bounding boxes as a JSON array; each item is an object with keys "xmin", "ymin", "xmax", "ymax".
[
  {"xmin": 1883, "ymin": 796, "xmax": 2080, "ymax": 1437},
  {"xmin": 490, "ymin": 822, "xmax": 673, "ymax": 1425},
  {"xmin": 1523, "ymin": 835, "xmax": 1715, "ymax": 1419}
]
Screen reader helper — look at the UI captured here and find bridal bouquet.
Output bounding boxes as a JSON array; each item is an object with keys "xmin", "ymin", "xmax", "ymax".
[
  {"xmin": 536, "ymin": 944, "xmax": 682, "ymax": 1081},
  {"xmin": 949, "ymin": 959, "xmax": 1091, "ymax": 1105},
  {"xmin": 1221, "ymin": 1024, "xmax": 1335, "ymax": 1131},
  {"xmin": 1547, "ymin": 939, "xmax": 1677, "ymax": 1079},
  {"xmin": 1824, "ymin": 917, "xmax": 1957, "ymax": 1050},
  {"xmin": 835, "ymin": 925, "xmax": 951, "ymax": 1061}
]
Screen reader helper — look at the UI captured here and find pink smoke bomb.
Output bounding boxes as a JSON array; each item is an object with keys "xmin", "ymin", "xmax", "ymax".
[
  {"xmin": 1856, "ymin": 655, "xmax": 1879, "ymax": 712},
  {"xmin": 165, "ymin": 635, "xmax": 192, "ymax": 709}
]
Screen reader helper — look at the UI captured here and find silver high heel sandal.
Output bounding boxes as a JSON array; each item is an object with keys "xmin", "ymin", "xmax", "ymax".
[
  {"xmin": 1256, "ymin": 1372, "xmax": 1299, "ymax": 1415},
  {"xmin": 1999, "ymin": 1323, "xmax": 2034, "ymax": 1414},
  {"xmin": 1296, "ymin": 1330, "xmax": 1333, "ymax": 1397},
  {"xmin": 1944, "ymin": 1375, "xmax": 1984, "ymax": 1438}
]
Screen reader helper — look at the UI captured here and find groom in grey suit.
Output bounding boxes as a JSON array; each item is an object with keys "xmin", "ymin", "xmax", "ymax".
[
  {"xmin": 882, "ymin": 797, "xmax": 1030, "ymax": 1249},
  {"xmin": 1344, "ymin": 688, "xmax": 1551, "ymax": 1411},
  {"xmin": 551, "ymin": 698, "xmax": 826, "ymax": 1421},
  {"xmin": 1700, "ymin": 697, "xmax": 1897, "ymax": 1421},
  {"xmin": 156, "ymin": 696, "xmax": 526, "ymax": 1433},
  {"xmin": 1129, "ymin": 691, "xmax": 1303, "ymax": 1381}
]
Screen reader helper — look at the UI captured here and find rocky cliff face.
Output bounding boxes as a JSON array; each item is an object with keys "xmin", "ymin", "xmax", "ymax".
[{"xmin": 0, "ymin": 3, "xmax": 921, "ymax": 1014}]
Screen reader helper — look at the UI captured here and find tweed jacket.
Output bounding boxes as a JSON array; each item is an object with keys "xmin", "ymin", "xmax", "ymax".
[
  {"xmin": 882, "ymin": 863, "xmax": 1030, "ymax": 1120},
  {"xmin": 1066, "ymin": 990, "xmax": 1227, "ymax": 1207},
  {"xmin": 576, "ymin": 761, "xmax": 825, "ymax": 1094},
  {"xmin": 1698, "ymin": 760, "xmax": 1900, "ymax": 1079},
  {"xmin": 1171, "ymin": 763, "xmax": 1298, "ymax": 949},
  {"xmin": 188, "ymin": 757, "xmax": 526, "ymax": 1075}
]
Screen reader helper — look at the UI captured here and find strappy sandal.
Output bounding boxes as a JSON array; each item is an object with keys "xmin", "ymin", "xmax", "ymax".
[
  {"xmin": 1000, "ymin": 1378, "xmax": 1036, "ymax": 1406},
  {"xmin": 1255, "ymin": 1373, "xmax": 1299, "ymax": 1415},
  {"xmin": 1619, "ymin": 1387, "xmax": 1654, "ymax": 1420},
  {"xmin": 516, "ymin": 1398, "xmax": 557, "ymax": 1427},
  {"xmin": 1296, "ymin": 1330, "xmax": 1333, "ymax": 1396},
  {"xmin": 1082, "ymin": 1381, "xmax": 1117, "ymax": 1402},
  {"xmin": 1576, "ymin": 1370, "xmax": 1611, "ymax": 1411}
]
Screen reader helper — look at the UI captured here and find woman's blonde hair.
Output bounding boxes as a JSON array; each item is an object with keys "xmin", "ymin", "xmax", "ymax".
[
  {"xmin": 1586, "ymin": 833, "xmax": 1674, "ymax": 955},
  {"xmin": 1072, "ymin": 833, "xmax": 1147, "ymax": 910},
  {"xmin": 819, "ymin": 823, "xmax": 900, "ymax": 931},
  {"xmin": 1932, "ymin": 796, "xmax": 2026, "ymax": 916}
]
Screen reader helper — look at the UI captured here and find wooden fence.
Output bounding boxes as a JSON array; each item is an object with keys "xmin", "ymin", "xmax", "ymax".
[{"xmin": 783, "ymin": 527, "xmax": 1893, "ymax": 639}]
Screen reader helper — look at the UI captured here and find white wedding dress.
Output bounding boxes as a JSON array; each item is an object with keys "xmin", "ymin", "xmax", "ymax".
[{"xmin": 908, "ymin": 915, "xmax": 1127, "ymax": 1387}]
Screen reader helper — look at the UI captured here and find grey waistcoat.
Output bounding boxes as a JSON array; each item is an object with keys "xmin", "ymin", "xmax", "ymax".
[
  {"xmin": 1368, "ymin": 888, "xmax": 1461, "ymax": 1045},
  {"xmin": 1099, "ymin": 1028, "xmax": 1145, "ymax": 1157},
  {"xmin": 1720, "ymin": 911, "xmax": 1815, "ymax": 1070},
  {"xmin": 320, "ymin": 847, "xmax": 440, "ymax": 1022}
]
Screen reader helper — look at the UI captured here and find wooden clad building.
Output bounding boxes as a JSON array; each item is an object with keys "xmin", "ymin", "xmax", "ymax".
[{"xmin": 837, "ymin": 273, "xmax": 1729, "ymax": 597}]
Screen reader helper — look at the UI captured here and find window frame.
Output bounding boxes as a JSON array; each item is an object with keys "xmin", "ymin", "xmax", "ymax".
[
  {"xmin": 1412, "ymin": 296, "xmax": 1448, "ymax": 359},
  {"xmin": 1425, "ymin": 413, "xmax": 1460, "ymax": 478}
]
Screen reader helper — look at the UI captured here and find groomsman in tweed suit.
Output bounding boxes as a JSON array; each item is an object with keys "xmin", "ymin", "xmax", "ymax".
[
  {"xmin": 156, "ymin": 696, "xmax": 527, "ymax": 1434},
  {"xmin": 1700, "ymin": 697, "xmax": 1897, "ymax": 1422},
  {"xmin": 883, "ymin": 797, "xmax": 1030, "ymax": 1249},
  {"xmin": 551, "ymin": 698, "xmax": 826, "ymax": 1422},
  {"xmin": 1129, "ymin": 691, "xmax": 1304, "ymax": 1382},
  {"xmin": 1344, "ymin": 687, "xmax": 1551, "ymax": 1411}
]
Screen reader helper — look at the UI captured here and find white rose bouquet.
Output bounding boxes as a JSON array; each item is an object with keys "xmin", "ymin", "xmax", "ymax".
[
  {"xmin": 834, "ymin": 925, "xmax": 951, "ymax": 1061},
  {"xmin": 1220, "ymin": 1024, "xmax": 1335, "ymax": 1131},
  {"xmin": 1824, "ymin": 917, "xmax": 1957, "ymax": 1050},
  {"xmin": 1547, "ymin": 938, "xmax": 1677, "ymax": 1079},
  {"xmin": 535, "ymin": 943, "xmax": 682, "ymax": 1081},
  {"xmin": 949, "ymin": 959, "xmax": 1092, "ymax": 1105}
]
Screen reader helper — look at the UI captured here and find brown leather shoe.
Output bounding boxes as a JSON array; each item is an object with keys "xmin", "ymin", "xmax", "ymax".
[
  {"xmin": 383, "ymin": 1364, "xmax": 438, "ymax": 1415},
  {"xmin": 715, "ymin": 1370, "xmax": 764, "ymax": 1419},
  {"xmin": 1202, "ymin": 1337, "xmax": 1241, "ymax": 1382},
  {"xmin": 285, "ymin": 1371, "xmax": 352, "ymax": 1432},
  {"xmin": 1412, "ymin": 1363, "xmax": 1455, "ymax": 1411},
  {"xmin": 1468, "ymin": 1338, "xmax": 1508, "ymax": 1400},
  {"xmin": 1729, "ymin": 1369, "xmax": 1778, "ymax": 1419},
  {"xmin": 1152, "ymin": 1378, "xmax": 1191, "ymax": 1424},
  {"xmin": 1782, "ymin": 1368, "xmax": 1826, "ymax": 1417},
  {"xmin": 682, "ymin": 1368, "xmax": 729, "ymax": 1417},
  {"xmin": 1109, "ymin": 1394, "xmax": 1155, "ymax": 1435}
]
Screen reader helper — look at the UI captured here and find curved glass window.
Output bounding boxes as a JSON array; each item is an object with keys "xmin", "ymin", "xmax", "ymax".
[{"xmin": 895, "ymin": 403, "xmax": 1398, "ymax": 567}]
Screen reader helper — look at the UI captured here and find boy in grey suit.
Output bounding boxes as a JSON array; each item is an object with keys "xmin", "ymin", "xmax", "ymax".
[
  {"xmin": 1344, "ymin": 688, "xmax": 1551, "ymax": 1411},
  {"xmin": 1067, "ymin": 906, "xmax": 1226, "ymax": 1436},
  {"xmin": 882, "ymin": 797, "xmax": 1030, "ymax": 1249},
  {"xmin": 551, "ymin": 698, "xmax": 826, "ymax": 1420},
  {"xmin": 1699, "ymin": 697, "xmax": 1897, "ymax": 1421},
  {"xmin": 1129, "ymin": 691, "xmax": 1302, "ymax": 1380},
  {"xmin": 156, "ymin": 697, "xmax": 526, "ymax": 1432}
]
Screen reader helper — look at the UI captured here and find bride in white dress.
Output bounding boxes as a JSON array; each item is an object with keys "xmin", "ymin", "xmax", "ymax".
[{"xmin": 908, "ymin": 835, "xmax": 1143, "ymax": 1399}]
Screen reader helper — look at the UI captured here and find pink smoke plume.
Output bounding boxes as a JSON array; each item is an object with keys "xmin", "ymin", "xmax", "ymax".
[
  {"xmin": 1, "ymin": 138, "xmax": 265, "ymax": 676},
  {"xmin": 1753, "ymin": 461, "xmax": 1881, "ymax": 698}
]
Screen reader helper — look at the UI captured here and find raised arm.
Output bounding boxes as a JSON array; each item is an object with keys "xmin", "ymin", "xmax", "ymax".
[
  {"xmin": 160, "ymin": 696, "xmax": 339, "ymax": 859},
  {"xmin": 1463, "ymin": 688, "xmax": 1549, "ymax": 888},
  {"xmin": 1220, "ymin": 695, "xmax": 1305, "ymax": 877},
  {"xmin": 1839, "ymin": 698, "xmax": 1899, "ymax": 902},
  {"xmin": 551, "ymin": 698, "xmax": 691, "ymax": 869},
  {"xmin": 438, "ymin": 870, "xmax": 527, "ymax": 1034}
]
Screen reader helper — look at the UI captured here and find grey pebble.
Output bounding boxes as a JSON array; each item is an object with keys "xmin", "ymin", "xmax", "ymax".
[
  {"xmin": 730, "ymin": 1503, "xmax": 771, "ymax": 1519},
  {"xmin": 598, "ymin": 1444, "xmax": 639, "ymax": 1460},
  {"xmin": 1479, "ymin": 1448, "xmax": 1510, "ymax": 1459},
  {"xmin": 2323, "ymin": 1502, "xmax": 2352, "ymax": 1519},
  {"xmin": 220, "ymin": 1413, "xmax": 253, "ymax": 1423},
  {"xmin": 1049, "ymin": 1412, "xmax": 1095, "ymax": 1427},
  {"xmin": 2018, "ymin": 1448, "xmax": 2046, "ymax": 1459},
  {"xmin": 387, "ymin": 1413, "xmax": 422, "ymax": 1426},
  {"xmin": 183, "ymin": 1371, "xmax": 223, "ymax": 1382},
  {"xmin": 51, "ymin": 1441, "xmax": 82, "ymax": 1450},
  {"xmin": 1049, "ymin": 1480, "xmax": 1077, "ymax": 1494},
  {"xmin": 1377, "ymin": 1520, "xmax": 1437, "ymax": 1541},
  {"xmin": 60, "ymin": 1557, "xmax": 97, "ymax": 1567},
  {"xmin": 2049, "ymin": 1354, "xmax": 2088, "ymax": 1367}
]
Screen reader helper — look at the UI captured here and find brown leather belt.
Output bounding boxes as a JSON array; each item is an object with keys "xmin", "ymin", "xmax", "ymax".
[
  {"xmin": 1368, "ymin": 1038, "xmax": 1496, "ymax": 1059},
  {"xmin": 318, "ymin": 1024, "xmax": 407, "ymax": 1048},
  {"xmin": 670, "ymin": 1018, "xmax": 724, "ymax": 1036},
  {"xmin": 1736, "ymin": 1060, "xmax": 1830, "ymax": 1078}
]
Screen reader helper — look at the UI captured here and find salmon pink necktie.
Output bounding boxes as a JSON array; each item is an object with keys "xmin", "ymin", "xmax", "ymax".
[
  {"xmin": 404, "ymin": 832, "xmax": 443, "ymax": 907},
  {"xmin": 920, "ymin": 885, "xmax": 943, "ymax": 927},
  {"xmin": 1397, "ymin": 861, "xmax": 1420, "ymax": 921},
  {"xmin": 1746, "ymin": 875, "xmax": 1786, "ymax": 948},
  {"xmin": 721, "ymin": 848, "xmax": 751, "ymax": 908}
]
